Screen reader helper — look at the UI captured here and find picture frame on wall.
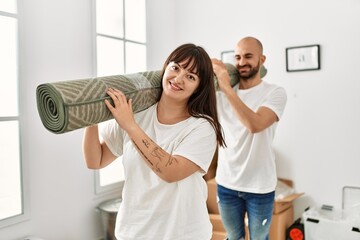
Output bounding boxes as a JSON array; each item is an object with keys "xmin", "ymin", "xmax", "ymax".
[
  {"xmin": 221, "ymin": 50, "xmax": 235, "ymax": 64},
  {"xmin": 286, "ymin": 44, "xmax": 320, "ymax": 72}
]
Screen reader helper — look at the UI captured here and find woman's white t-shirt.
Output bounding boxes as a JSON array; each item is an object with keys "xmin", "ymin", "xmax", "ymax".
[{"xmin": 99, "ymin": 103, "xmax": 216, "ymax": 240}]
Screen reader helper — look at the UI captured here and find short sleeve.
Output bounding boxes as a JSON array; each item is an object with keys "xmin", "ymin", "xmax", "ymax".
[
  {"xmin": 99, "ymin": 119, "xmax": 124, "ymax": 157},
  {"xmin": 262, "ymin": 86, "xmax": 287, "ymax": 120},
  {"xmin": 172, "ymin": 119, "xmax": 217, "ymax": 173}
]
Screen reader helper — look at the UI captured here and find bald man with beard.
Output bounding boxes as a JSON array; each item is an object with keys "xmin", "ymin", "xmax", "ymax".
[{"xmin": 212, "ymin": 36, "xmax": 287, "ymax": 240}]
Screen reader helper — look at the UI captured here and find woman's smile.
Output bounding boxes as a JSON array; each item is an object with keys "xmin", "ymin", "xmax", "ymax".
[{"xmin": 169, "ymin": 80, "xmax": 183, "ymax": 91}]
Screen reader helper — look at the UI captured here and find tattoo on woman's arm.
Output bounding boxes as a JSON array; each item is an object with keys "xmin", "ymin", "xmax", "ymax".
[
  {"xmin": 165, "ymin": 156, "xmax": 179, "ymax": 167},
  {"xmin": 132, "ymin": 138, "xmax": 179, "ymax": 173},
  {"xmin": 142, "ymin": 139, "xmax": 150, "ymax": 148},
  {"xmin": 132, "ymin": 140, "xmax": 155, "ymax": 167}
]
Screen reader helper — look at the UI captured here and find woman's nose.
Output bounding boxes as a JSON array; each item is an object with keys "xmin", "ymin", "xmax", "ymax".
[{"xmin": 175, "ymin": 71, "xmax": 185, "ymax": 83}]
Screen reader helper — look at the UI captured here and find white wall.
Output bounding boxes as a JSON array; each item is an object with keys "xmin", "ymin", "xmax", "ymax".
[
  {"xmin": 164, "ymin": 0, "xmax": 360, "ymax": 219},
  {"xmin": 1, "ymin": 0, "xmax": 360, "ymax": 239},
  {"xmin": 146, "ymin": 0, "xmax": 175, "ymax": 71}
]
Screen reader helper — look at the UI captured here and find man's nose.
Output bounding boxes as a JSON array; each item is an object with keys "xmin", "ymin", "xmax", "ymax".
[{"xmin": 237, "ymin": 58, "xmax": 247, "ymax": 66}]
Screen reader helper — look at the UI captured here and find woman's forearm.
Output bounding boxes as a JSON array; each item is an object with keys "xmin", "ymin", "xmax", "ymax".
[{"xmin": 127, "ymin": 124, "xmax": 199, "ymax": 183}]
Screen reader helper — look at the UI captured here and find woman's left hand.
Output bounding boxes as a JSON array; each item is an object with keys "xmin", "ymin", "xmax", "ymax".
[{"xmin": 104, "ymin": 88, "xmax": 137, "ymax": 132}]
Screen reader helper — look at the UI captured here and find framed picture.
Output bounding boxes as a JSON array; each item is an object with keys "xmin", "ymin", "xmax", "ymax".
[
  {"xmin": 221, "ymin": 50, "xmax": 235, "ymax": 64},
  {"xmin": 286, "ymin": 44, "xmax": 320, "ymax": 72}
]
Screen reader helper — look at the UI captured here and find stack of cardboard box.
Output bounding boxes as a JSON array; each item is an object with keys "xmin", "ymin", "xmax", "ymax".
[
  {"xmin": 206, "ymin": 178, "xmax": 226, "ymax": 240},
  {"xmin": 206, "ymin": 177, "xmax": 303, "ymax": 240}
]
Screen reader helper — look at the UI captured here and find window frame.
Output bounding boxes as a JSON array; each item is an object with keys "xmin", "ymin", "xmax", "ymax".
[
  {"xmin": 91, "ymin": 0, "xmax": 147, "ymax": 195},
  {"xmin": 0, "ymin": 2, "xmax": 29, "ymax": 228}
]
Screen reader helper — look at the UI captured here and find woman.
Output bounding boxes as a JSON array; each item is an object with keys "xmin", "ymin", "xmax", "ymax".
[{"xmin": 83, "ymin": 43, "xmax": 225, "ymax": 239}]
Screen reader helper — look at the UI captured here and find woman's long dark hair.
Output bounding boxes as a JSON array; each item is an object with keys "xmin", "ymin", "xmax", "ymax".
[{"xmin": 160, "ymin": 43, "xmax": 226, "ymax": 147}]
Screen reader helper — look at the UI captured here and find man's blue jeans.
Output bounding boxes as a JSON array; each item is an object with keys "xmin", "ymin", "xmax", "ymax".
[{"xmin": 217, "ymin": 184, "xmax": 275, "ymax": 240}]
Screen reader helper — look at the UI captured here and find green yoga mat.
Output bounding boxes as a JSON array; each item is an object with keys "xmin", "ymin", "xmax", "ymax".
[{"xmin": 36, "ymin": 63, "xmax": 266, "ymax": 134}]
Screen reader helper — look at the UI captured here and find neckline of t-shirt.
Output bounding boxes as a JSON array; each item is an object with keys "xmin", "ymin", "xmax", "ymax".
[
  {"xmin": 237, "ymin": 81, "xmax": 265, "ymax": 93},
  {"xmin": 154, "ymin": 106, "xmax": 192, "ymax": 128}
]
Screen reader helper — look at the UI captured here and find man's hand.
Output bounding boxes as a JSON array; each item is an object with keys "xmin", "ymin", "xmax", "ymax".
[{"xmin": 212, "ymin": 58, "xmax": 232, "ymax": 92}]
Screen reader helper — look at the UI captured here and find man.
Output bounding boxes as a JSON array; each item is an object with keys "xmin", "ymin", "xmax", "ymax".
[{"xmin": 212, "ymin": 36, "xmax": 287, "ymax": 240}]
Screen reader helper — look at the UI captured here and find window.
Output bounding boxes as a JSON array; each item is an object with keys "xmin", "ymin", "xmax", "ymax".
[
  {"xmin": 93, "ymin": 0, "xmax": 147, "ymax": 193},
  {"xmin": 0, "ymin": 0, "xmax": 24, "ymax": 227}
]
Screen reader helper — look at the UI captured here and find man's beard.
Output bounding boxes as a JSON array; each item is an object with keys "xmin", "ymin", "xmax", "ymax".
[{"xmin": 238, "ymin": 62, "xmax": 260, "ymax": 81}]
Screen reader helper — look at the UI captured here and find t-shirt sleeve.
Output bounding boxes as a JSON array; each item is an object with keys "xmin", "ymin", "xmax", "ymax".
[
  {"xmin": 99, "ymin": 119, "xmax": 124, "ymax": 157},
  {"xmin": 262, "ymin": 86, "xmax": 287, "ymax": 120},
  {"xmin": 172, "ymin": 119, "xmax": 217, "ymax": 174}
]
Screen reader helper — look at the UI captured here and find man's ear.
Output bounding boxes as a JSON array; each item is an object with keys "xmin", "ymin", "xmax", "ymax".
[{"xmin": 260, "ymin": 55, "xmax": 266, "ymax": 65}]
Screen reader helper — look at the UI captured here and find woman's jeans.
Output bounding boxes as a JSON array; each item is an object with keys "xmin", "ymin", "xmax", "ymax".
[{"xmin": 217, "ymin": 184, "xmax": 275, "ymax": 240}]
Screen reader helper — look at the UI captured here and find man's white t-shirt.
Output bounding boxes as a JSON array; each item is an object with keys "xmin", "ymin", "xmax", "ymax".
[
  {"xmin": 216, "ymin": 81, "xmax": 287, "ymax": 194},
  {"xmin": 99, "ymin": 103, "xmax": 216, "ymax": 240}
]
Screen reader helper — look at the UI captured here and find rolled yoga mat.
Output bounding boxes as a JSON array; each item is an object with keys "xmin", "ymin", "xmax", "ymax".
[{"xmin": 36, "ymin": 63, "xmax": 266, "ymax": 134}]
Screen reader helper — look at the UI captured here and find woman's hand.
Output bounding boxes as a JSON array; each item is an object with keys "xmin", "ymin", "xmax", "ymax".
[{"xmin": 104, "ymin": 88, "xmax": 137, "ymax": 133}]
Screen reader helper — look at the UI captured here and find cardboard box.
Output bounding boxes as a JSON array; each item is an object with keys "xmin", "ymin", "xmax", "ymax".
[
  {"xmin": 209, "ymin": 213, "xmax": 226, "ymax": 232},
  {"xmin": 269, "ymin": 205, "xmax": 294, "ymax": 240},
  {"xmin": 203, "ymin": 147, "xmax": 218, "ymax": 181},
  {"xmin": 274, "ymin": 178, "xmax": 304, "ymax": 214},
  {"xmin": 206, "ymin": 178, "xmax": 219, "ymax": 214},
  {"xmin": 209, "ymin": 213, "xmax": 227, "ymax": 240},
  {"xmin": 212, "ymin": 231, "xmax": 227, "ymax": 240}
]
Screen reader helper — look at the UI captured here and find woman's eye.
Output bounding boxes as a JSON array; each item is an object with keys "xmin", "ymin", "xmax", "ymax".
[
  {"xmin": 171, "ymin": 65, "xmax": 179, "ymax": 71},
  {"xmin": 188, "ymin": 75, "xmax": 196, "ymax": 81}
]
